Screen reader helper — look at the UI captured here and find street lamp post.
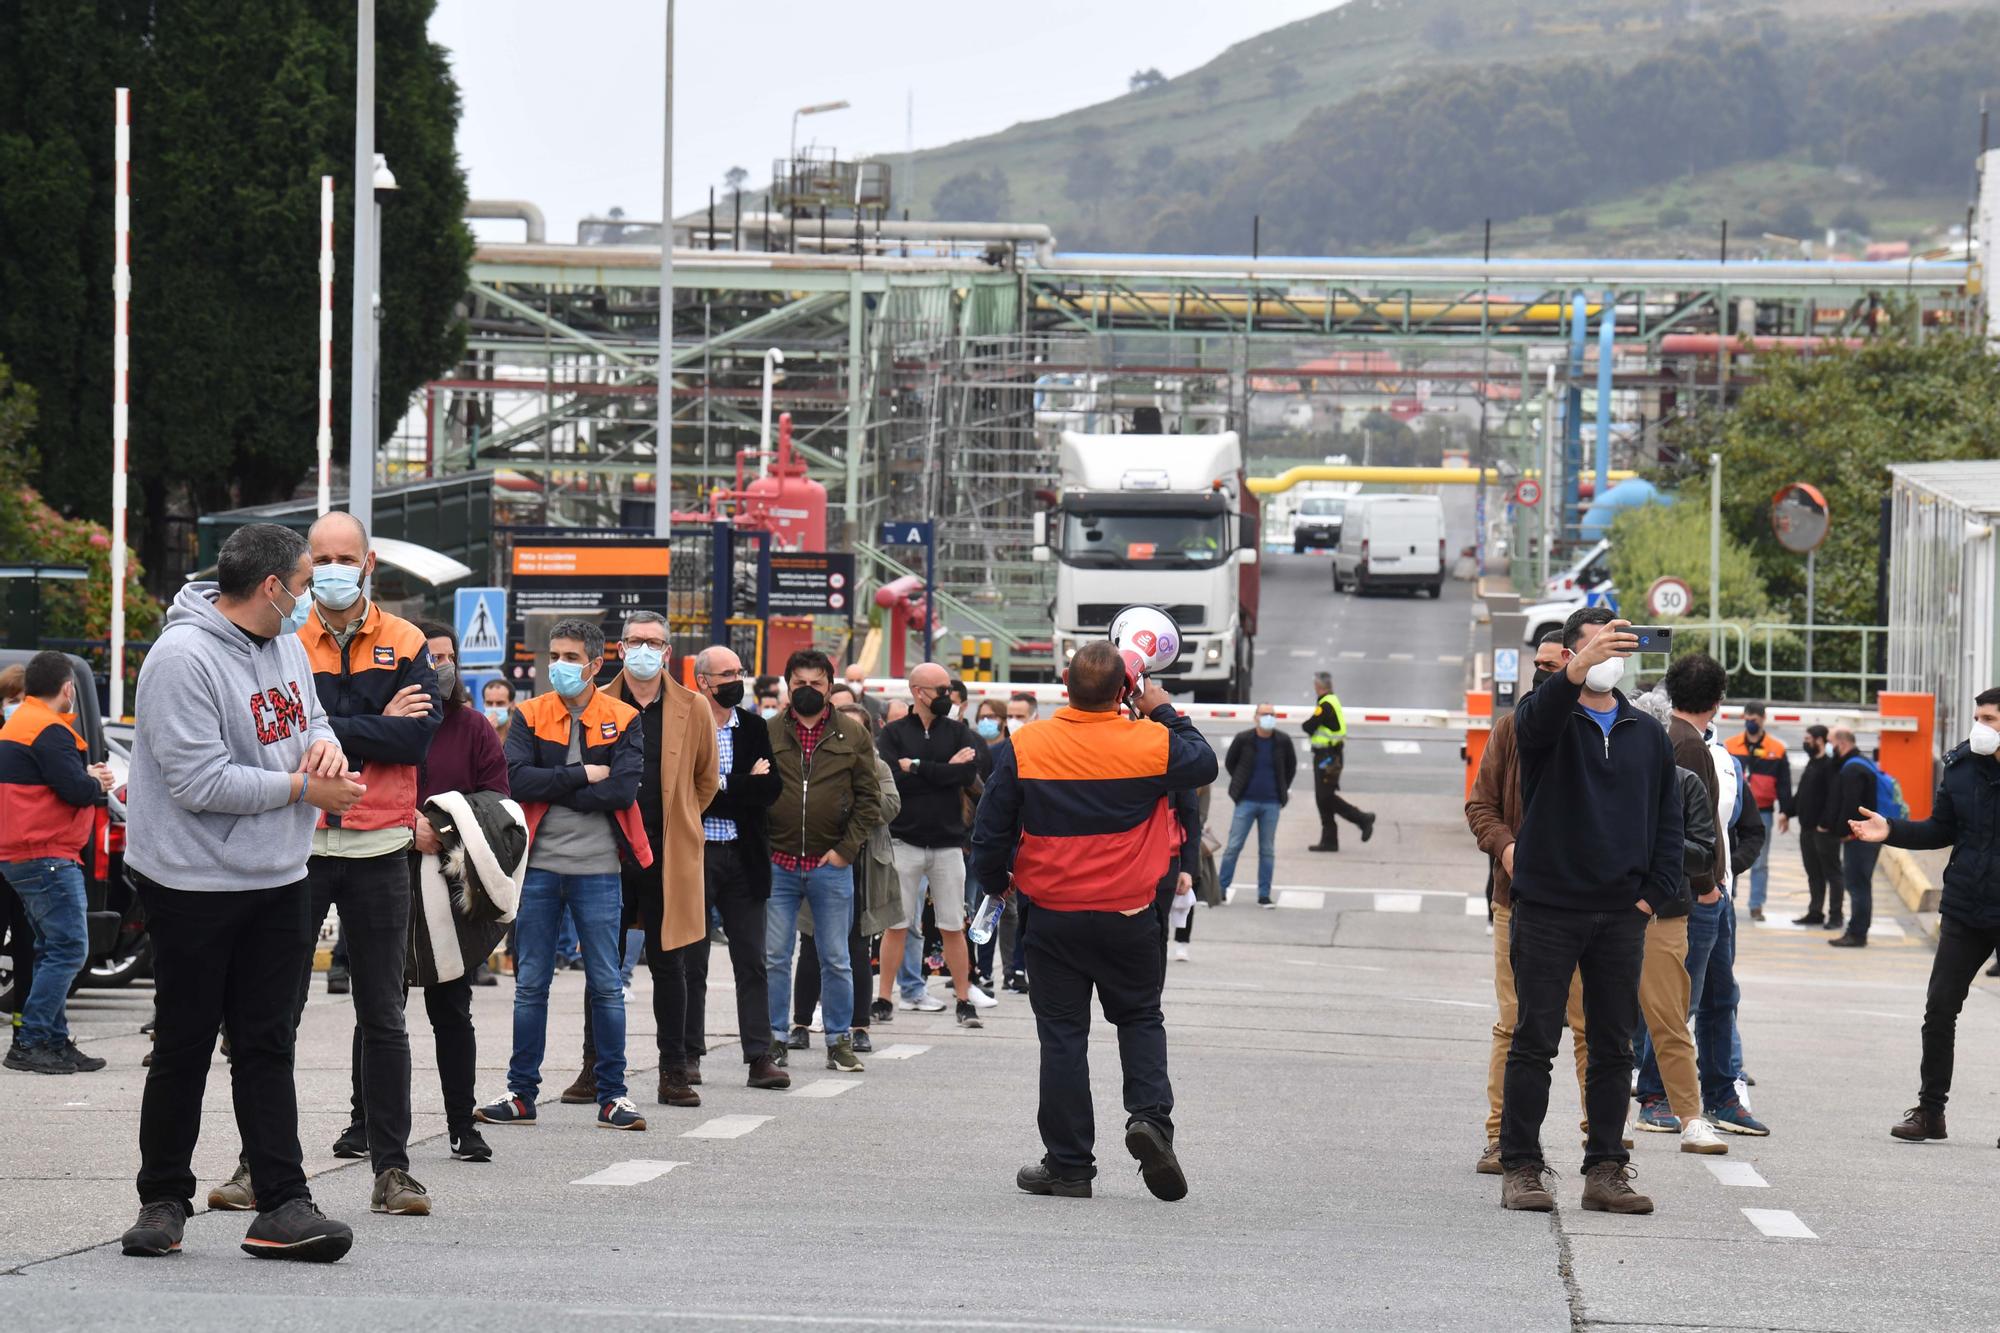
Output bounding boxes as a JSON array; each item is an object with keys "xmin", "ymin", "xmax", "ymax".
[
  {"xmin": 370, "ymin": 153, "xmax": 397, "ymax": 519},
  {"xmin": 347, "ymin": 0, "xmax": 376, "ymax": 532}
]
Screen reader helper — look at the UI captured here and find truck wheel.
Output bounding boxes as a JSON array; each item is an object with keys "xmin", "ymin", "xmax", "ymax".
[
  {"xmin": 1293, "ymin": 538, "xmax": 1306, "ymax": 554},
  {"xmin": 1427, "ymin": 582, "xmax": 1443, "ymax": 599}
]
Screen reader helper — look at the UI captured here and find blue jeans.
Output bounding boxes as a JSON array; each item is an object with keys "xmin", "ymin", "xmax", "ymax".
[
  {"xmin": 1218, "ymin": 799, "xmax": 1281, "ymax": 903},
  {"xmin": 1842, "ymin": 840, "xmax": 1880, "ymax": 940},
  {"xmin": 0, "ymin": 859, "xmax": 87, "ymax": 1047},
  {"xmin": 556, "ymin": 908, "xmax": 581, "ymax": 963},
  {"xmin": 1634, "ymin": 895, "xmax": 1737, "ymax": 1109},
  {"xmin": 767, "ymin": 862, "xmax": 855, "ymax": 1041},
  {"xmin": 619, "ymin": 927, "xmax": 645, "ymax": 985},
  {"xmin": 897, "ymin": 927, "xmax": 926, "ymax": 1001},
  {"xmin": 509, "ymin": 869, "xmax": 627, "ymax": 1103},
  {"xmin": 1748, "ymin": 810, "xmax": 1774, "ymax": 910}
]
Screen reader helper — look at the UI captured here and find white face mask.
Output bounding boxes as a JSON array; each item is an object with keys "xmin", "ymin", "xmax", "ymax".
[
  {"xmin": 1970, "ymin": 721, "xmax": 2000, "ymax": 756},
  {"xmin": 1583, "ymin": 657, "xmax": 1624, "ymax": 694}
]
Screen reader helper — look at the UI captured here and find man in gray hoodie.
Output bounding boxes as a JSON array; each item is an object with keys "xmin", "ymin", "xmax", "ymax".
[{"xmin": 119, "ymin": 523, "xmax": 367, "ymax": 1264}]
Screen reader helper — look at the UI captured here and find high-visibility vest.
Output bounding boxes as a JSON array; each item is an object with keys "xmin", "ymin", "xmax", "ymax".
[{"xmin": 1308, "ymin": 692, "xmax": 1347, "ymax": 748}]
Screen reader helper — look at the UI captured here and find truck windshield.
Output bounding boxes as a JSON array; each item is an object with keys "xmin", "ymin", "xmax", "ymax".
[{"xmin": 1063, "ymin": 509, "xmax": 1231, "ymax": 568}]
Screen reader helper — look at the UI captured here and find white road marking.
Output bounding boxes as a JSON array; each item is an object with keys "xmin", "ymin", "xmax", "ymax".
[
  {"xmin": 1339, "ymin": 650, "xmax": 1367, "ymax": 659},
  {"xmin": 788, "ymin": 1079, "xmax": 861, "ymax": 1099},
  {"xmin": 571, "ymin": 1159, "xmax": 688, "ymax": 1186},
  {"xmin": 1834, "ymin": 1008, "xmax": 1907, "ymax": 1020},
  {"xmin": 1387, "ymin": 653, "xmax": 1415, "ymax": 662},
  {"xmin": 1287, "ymin": 648, "xmax": 1317, "ymax": 658},
  {"xmin": 1758, "ymin": 917, "xmax": 1906, "ymax": 940},
  {"xmin": 681, "ymin": 1114, "xmax": 773, "ymax": 1139},
  {"xmin": 1704, "ymin": 1161, "xmax": 1769, "ymax": 1188},
  {"xmin": 869, "ymin": 1044, "xmax": 931, "ymax": 1060},
  {"xmin": 1742, "ymin": 1208, "xmax": 1817, "ymax": 1238},
  {"xmin": 1276, "ymin": 889, "xmax": 1326, "ymax": 909},
  {"xmin": 1380, "ymin": 740, "xmax": 1422, "ymax": 755},
  {"xmin": 1465, "ymin": 897, "xmax": 1489, "ymax": 916},
  {"xmin": 1373, "ymin": 892, "xmax": 1425, "ymax": 913},
  {"xmin": 1411, "ymin": 997, "xmax": 1489, "ymax": 1009},
  {"xmin": 1437, "ymin": 654, "xmax": 1463, "ymax": 664}
]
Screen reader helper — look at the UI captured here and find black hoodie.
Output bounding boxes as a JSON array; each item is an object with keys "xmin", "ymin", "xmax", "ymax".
[{"xmin": 1510, "ymin": 668, "xmax": 1684, "ymax": 914}]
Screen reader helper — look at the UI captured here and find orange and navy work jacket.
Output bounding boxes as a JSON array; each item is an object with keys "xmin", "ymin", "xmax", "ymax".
[
  {"xmin": 0, "ymin": 697, "xmax": 104, "ymax": 863},
  {"xmin": 970, "ymin": 704, "xmax": 1218, "ymax": 912},
  {"xmin": 297, "ymin": 602, "xmax": 441, "ymax": 832},
  {"xmin": 504, "ymin": 687, "xmax": 655, "ymax": 868}
]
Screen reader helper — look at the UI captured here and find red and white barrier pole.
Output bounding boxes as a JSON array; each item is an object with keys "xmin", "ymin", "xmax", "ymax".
[
  {"xmin": 110, "ymin": 87, "xmax": 131, "ymax": 721},
  {"xmin": 317, "ymin": 174, "xmax": 334, "ymax": 514}
]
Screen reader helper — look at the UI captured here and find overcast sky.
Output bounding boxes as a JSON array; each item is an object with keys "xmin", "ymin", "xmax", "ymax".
[{"xmin": 429, "ymin": 0, "xmax": 1342, "ymax": 243}]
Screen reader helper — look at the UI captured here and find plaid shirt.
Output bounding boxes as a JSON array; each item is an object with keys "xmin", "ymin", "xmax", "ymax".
[
  {"xmin": 703, "ymin": 710, "xmax": 739, "ymax": 843},
  {"xmin": 770, "ymin": 713, "xmax": 827, "ymax": 872}
]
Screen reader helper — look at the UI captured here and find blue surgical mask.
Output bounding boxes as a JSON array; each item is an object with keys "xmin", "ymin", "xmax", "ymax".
[
  {"xmin": 549, "ymin": 660, "xmax": 590, "ymax": 698},
  {"xmin": 310, "ymin": 563, "xmax": 364, "ymax": 611},
  {"xmin": 760, "ymin": 705, "xmax": 780, "ymax": 720},
  {"xmin": 976, "ymin": 717, "xmax": 1002, "ymax": 740},
  {"xmin": 623, "ymin": 645, "xmax": 664, "ymax": 681},
  {"xmin": 1256, "ymin": 714, "xmax": 1275, "ymax": 732},
  {"xmin": 483, "ymin": 704, "xmax": 510, "ymax": 726},
  {"xmin": 270, "ymin": 581, "xmax": 312, "ymax": 634}
]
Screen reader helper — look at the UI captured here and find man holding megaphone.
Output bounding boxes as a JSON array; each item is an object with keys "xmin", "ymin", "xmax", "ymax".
[{"xmin": 971, "ymin": 612, "xmax": 1217, "ymax": 1203}]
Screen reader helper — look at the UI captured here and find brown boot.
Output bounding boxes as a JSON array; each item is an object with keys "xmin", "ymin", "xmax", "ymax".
[
  {"xmin": 1500, "ymin": 1163, "xmax": 1555, "ymax": 1212},
  {"xmin": 657, "ymin": 1067, "xmax": 701, "ymax": 1108},
  {"xmin": 1581, "ymin": 1162, "xmax": 1653, "ymax": 1214},
  {"xmin": 559, "ymin": 1058, "xmax": 595, "ymax": 1105},
  {"xmin": 747, "ymin": 1053, "xmax": 792, "ymax": 1090},
  {"xmin": 685, "ymin": 1057, "xmax": 702, "ymax": 1087},
  {"xmin": 1891, "ymin": 1105, "xmax": 1946, "ymax": 1142},
  {"xmin": 1475, "ymin": 1140, "xmax": 1503, "ymax": 1176}
]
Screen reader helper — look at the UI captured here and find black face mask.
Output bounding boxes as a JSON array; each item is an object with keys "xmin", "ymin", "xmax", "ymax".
[
  {"xmin": 712, "ymin": 681, "xmax": 744, "ymax": 709},
  {"xmin": 1530, "ymin": 667, "xmax": 1558, "ymax": 690},
  {"xmin": 791, "ymin": 685, "xmax": 826, "ymax": 718}
]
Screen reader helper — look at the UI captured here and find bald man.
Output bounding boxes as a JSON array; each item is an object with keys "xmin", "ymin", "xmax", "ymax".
[
  {"xmin": 873, "ymin": 662, "xmax": 990, "ymax": 1027},
  {"xmin": 843, "ymin": 662, "xmax": 883, "ymax": 722}
]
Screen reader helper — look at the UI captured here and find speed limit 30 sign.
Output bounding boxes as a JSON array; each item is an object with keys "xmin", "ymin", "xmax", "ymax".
[{"xmin": 1647, "ymin": 576, "xmax": 1693, "ymax": 619}]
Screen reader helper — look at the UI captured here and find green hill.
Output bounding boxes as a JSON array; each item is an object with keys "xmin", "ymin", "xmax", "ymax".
[{"xmin": 904, "ymin": 0, "xmax": 2000, "ymax": 256}]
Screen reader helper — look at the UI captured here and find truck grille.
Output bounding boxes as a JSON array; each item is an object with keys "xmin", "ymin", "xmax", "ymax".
[{"xmin": 1074, "ymin": 603, "xmax": 1208, "ymax": 630}]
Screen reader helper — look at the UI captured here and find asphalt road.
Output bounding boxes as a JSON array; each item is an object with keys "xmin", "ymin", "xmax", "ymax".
[{"xmin": 10, "ymin": 565, "xmax": 1998, "ymax": 1330}]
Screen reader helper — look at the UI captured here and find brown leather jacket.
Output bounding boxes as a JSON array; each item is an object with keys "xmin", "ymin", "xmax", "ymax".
[{"xmin": 1464, "ymin": 711, "xmax": 1523, "ymax": 906}]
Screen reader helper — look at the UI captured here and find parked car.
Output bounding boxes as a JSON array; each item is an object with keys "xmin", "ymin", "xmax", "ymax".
[
  {"xmin": 1542, "ymin": 538, "xmax": 1612, "ymax": 603},
  {"xmin": 0, "ymin": 651, "xmax": 145, "ymax": 1015},
  {"xmin": 1290, "ymin": 494, "xmax": 1347, "ymax": 553},
  {"xmin": 1521, "ymin": 589, "xmax": 1619, "ymax": 648},
  {"xmin": 1333, "ymin": 494, "xmax": 1447, "ymax": 597}
]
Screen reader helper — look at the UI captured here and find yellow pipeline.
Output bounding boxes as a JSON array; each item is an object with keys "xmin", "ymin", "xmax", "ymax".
[
  {"xmin": 1248, "ymin": 465, "xmax": 1639, "ymax": 494},
  {"xmin": 1037, "ymin": 292, "xmax": 1860, "ymax": 327}
]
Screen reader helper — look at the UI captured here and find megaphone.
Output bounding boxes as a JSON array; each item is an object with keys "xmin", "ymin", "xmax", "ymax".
[{"xmin": 1108, "ymin": 604, "xmax": 1182, "ymax": 711}]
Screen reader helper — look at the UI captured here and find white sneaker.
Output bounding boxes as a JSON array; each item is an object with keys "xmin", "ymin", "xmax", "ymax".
[
  {"xmin": 1174, "ymin": 943, "xmax": 1190, "ymax": 962},
  {"xmin": 1680, "ymin": 1117, "xmax": 1729, "ymax": 1155},
  {"xmin": 898, "ymin": 993, "xmax": 946, "ymax": 1013},
  {"xmin": 965, "ymin": 984, "xmax": 999, "ymax": 1010},
  {"xmin": 622, "ymin": 985, "xmax": 634, "ymax": 1004},
  {"xmin": 809, "ymin": 1004, "xmax": 823, "ymax": 1033},
  {"xmin": 1734, "ymin": 1077, "xmax": 1753, "ymax": 1112}
]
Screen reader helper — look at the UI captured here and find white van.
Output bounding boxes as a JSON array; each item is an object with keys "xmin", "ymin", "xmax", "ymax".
[{"xmin": 1332, "ymin": 494, "xmax": 1446, "ymax": 598}]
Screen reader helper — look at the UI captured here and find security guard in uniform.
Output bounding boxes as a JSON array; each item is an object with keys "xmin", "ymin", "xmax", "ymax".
[
  {"xmin": 972, "ymin": 641, "xmax": 1216, "ymax": 1201},
  {"xmin": 1302, "ymin": 671, "xmax": 1376, "ymax": 852}
]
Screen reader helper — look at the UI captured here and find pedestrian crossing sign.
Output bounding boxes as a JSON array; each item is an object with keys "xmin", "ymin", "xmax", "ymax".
[{"xmin": 455, "ymin": 586, "xmax": 507, "ymax": 668}]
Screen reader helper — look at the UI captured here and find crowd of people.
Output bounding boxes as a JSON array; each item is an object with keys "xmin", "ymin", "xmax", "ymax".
[
  {"xmin": 1467, "ymin": 607, "xmax": 2000, "ymax": 1215},
  {"xmin": 0, "ymin": 518, "xmax": 1224, "ymax": 1262}
]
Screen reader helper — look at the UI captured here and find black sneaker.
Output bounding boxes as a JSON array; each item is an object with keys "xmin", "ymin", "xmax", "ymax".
[
  {"xmin": 241, "ymin": 1198, "xmax": 353, "ymax": 1262},
  {"xmin": 1124, "ymin": 1120, "xmax": 1189, "ymax": 1202},
  {"xmin": 121, "ymin": 1200, "xmax": 187, "ymax": 1256},
  {"xmin": 768, "ymin": 1038, "xmax": 789, "ymax": 1068},
  {"xmin": 597, "ymin": 1096, "xmax": 647, "ymax": 1131},
  {"xmin": 4, "ymin": 1041, "xmax": 74, "ymax": 1075},
  {"xmin": 787, "ymin": 1025, "xmax": 811, "ymax": 1050},
  {"xmin": 1016, "ymin": 1159, "xmax": 1091, "ymax": 1197},
  {"xmin": 325, "ymin": 966, "xmax": 350, "ymax": 996},
  {"xmin": 1004, "ymin": 972, "xmax": 1030, "ymax": 995},
  {"xmin": 330, "ymin": 1121, "xmax": 368, "ymax": 1159},
  {"xmin": 450, "ymin": 1127, "xmax": 493, "ymax": 1162},
  {"xmin": 55, "ymin": 1039, "xmax": 107, "ymax": 1072},
  {"xmin": 956, "ymin": 1000, "xmax": 984, "ymax": 1029},
  {"xmin": 1359, "ymin": 813, "xmax": 1377, "ymax": 843},
  {"xmin": 851, "ymin": 1029, "xmax": 873, "ymax": 1054},
  {"xmin": 870, "ymin": 997, "xmax": 895, "ymax": 1024}
]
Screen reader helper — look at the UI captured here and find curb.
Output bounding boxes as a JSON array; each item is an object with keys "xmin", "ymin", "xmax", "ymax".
[{"xmin": 1886, "ymin": 845, "xmax": 1940, "ymax": 915}]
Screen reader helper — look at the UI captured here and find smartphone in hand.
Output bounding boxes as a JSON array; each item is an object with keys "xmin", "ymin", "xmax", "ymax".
[{"xmin": 1626, "ymin": 625, "xmax": 1674, "ymax": 653}]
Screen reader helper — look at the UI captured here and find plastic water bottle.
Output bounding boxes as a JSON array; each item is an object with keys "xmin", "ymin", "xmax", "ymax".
[{"xmin": 967, "ymin": 892, "xmax": 1007, "ymax": 946}]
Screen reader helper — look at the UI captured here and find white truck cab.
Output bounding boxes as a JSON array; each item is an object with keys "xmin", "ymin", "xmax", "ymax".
[{"xmin": 1034, "ymin": 430, "xmax": 1260, "ymax": 702}]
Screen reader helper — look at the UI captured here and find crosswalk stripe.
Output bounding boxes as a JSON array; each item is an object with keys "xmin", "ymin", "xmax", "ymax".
[
  {"xmin": 1742, "ymin": 1207, "xmax": 1817, "ymax": 1238},
  {"xmin": 571, "ymin": 1159, "xmax": 687, "ymax": 1186},
  {"xmin": 869, "ymin": 1044, "xmax": 931, "ymax": 1061},
  {"xmin": 681, "ymin": 1114, "xmax": 773, "ymax": 1139},
  {"xmin": 1704, "ymin": 1161, "xmax": 1769, "ymax": 1188},
  {"xmin": 1373, "ymin": 892, "xmax": 1424, "ymax": 913},
  {"xmin": 787, "ymin": 1079, "xmax": 861, "ymax": 1099}
]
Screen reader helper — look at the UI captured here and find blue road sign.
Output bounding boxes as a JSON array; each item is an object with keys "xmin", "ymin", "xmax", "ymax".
[
  {"xmin": 455, "ymin": 586, "xmax": 508, "ymax": 668},
  {"xmin": 878, "ymin": 521, "xmax": 932, "ymax": 546},
  {"xmin": 1493, "ymin": 648, "xmax": 1520, "ymax": 684}
]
